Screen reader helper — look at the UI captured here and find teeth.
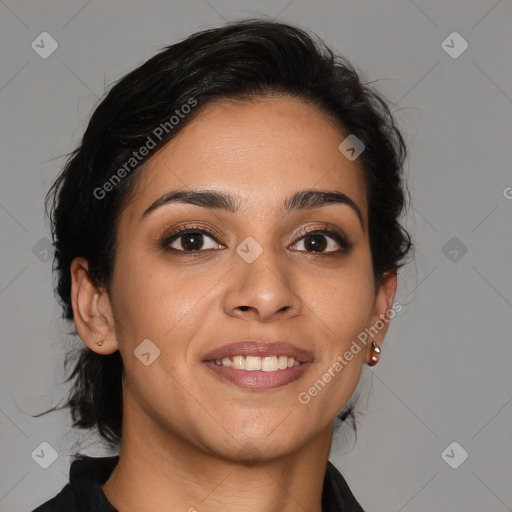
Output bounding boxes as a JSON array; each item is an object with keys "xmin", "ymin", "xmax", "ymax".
[
  {"xmin": 278, "ymin": 355, "xmax": 288, "ymax": 369},
  {"xmin": 213, "ymin": 355, "xmax": 301, "ymax": 372},
  {"xmin": 261, "ymin": 356, "xmax": 278, "ymax": 372},
  {"xmin": 232, "ymin": 355, "xmax": 244, "ymax": 369},
  {"xmin": 245, "ymin": 356, "xmax": 261, "ymax": 371}
]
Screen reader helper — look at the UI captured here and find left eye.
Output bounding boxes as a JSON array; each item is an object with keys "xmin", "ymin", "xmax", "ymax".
[{"xmin": 290, "ymin": 231, "xmax": 345, "ymax": 253}]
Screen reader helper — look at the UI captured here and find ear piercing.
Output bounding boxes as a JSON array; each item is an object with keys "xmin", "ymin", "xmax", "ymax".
[{"xmin": 367, "ymin": 341, "xmax": 381, "ymax": 367}]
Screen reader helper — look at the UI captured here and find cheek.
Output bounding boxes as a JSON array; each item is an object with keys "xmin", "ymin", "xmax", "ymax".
[
  {"xmin": 112, "ymin": 245, "xmax": 173, "ymax": 320},
  {"xmin": 110, "ymin": 249, "xmax": 224, "ymax": 351},
  {"xmin": 302, "ymin": 255, "xmax": 375, "ymax": 345},
  {"xmin": 108, "ymin": 254, "xmax": 214, "ymax": 426},
  {"xmin": 292, "ymin": 253, "xmax": 374, "ymax": 413}
]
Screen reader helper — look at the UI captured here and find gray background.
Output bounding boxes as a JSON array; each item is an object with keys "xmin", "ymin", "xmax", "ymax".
[{"xmin": 1, "ymin": 0, "xmax": 511, "ymax": 511}]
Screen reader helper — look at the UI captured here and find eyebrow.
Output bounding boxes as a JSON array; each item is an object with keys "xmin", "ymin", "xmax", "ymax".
[{"xmin": 141, "ymin": 188, "xmax": 364, "ymax": 228}]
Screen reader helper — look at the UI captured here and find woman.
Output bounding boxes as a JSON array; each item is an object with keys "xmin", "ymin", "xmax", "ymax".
[{"xmin": 33, "ymin": 19, "xmax": 412, "ymax": 512}]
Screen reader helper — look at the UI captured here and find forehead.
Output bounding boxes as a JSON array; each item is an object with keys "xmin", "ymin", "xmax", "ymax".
[{"xmin": 122, "ymin": 95, "xmax": 367, "ymax": 225}]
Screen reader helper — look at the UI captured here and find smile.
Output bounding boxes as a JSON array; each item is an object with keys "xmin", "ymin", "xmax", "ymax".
[
  {"xmin": 203, "ymin": 358, "xmax": 311, "ymax": 391},
  {"xmin": 201, "ymin": 340, "xmax": 313, "ymax": 390},
  {"xmin": 212, "ymin": 355, "xmax": 300, "ymax": 371}
]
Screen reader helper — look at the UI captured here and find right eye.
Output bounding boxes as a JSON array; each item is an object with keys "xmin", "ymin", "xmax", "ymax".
[{"xmin": 162, "ymin": 227, "xmax": 224, "ymax": 254}]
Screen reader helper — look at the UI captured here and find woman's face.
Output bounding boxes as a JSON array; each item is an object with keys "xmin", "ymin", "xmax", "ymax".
[{"xmin": 81, "ymin": 96, "xmax": 396, "ymax": 462}]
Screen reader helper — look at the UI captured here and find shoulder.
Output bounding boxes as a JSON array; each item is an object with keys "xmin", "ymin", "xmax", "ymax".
[
  {"xmin": 30, "ymin": 479, "xmax": 116, "ymax": 512},
  {"xmin": 30, "ymin": 455, "xmax": 119, "ymax": 512},
  {"xmin": 30, "ymin": 483, "xmax": 78, "ymax": 511},
  {"xmin": 323, "ymin": 461, "xmax": 366, "ymax": 512}
]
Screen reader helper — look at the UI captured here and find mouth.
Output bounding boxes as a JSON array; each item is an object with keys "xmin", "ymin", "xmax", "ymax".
[{"xmin": 201, "ymin": 341, "xmax": 313, "ymax": 391}]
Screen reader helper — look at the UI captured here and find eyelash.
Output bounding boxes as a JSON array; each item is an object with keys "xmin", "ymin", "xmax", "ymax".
[{"xmin": 161, "ymin": 223, "xmax": 353, "ymax": 258}]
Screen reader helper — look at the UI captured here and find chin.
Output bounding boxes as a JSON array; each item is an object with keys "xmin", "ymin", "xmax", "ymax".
[
  {"xmin": 207, "ymin": 421, "xmax": 305, "ymax": 460},
  {"xmin": 213, "ymin": 436, "xmax": 299, "ymax": 466}
]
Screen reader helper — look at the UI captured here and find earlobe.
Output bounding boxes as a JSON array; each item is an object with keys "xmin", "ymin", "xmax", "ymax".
[
  {"xmin": 70, "ymin": 257, "xmax": 117, "ymax": 354},
  {"xmin": 365, "ymin": 270, "xmax": 397, "ymax": 366}
]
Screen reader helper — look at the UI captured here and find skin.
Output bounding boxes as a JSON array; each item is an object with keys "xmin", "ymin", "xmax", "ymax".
[{"xmin": 71, "ymin": 95, "xmax": 397, "ymax": 512}]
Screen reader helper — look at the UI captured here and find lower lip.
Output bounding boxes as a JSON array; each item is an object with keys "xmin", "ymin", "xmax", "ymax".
[{"xmin": 203, "ymin": 361, "xmax": 312, "ymax": 390}]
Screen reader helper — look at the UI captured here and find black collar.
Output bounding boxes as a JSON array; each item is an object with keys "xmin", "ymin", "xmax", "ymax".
[{"xmin": 56, "ymin": 454, "xmax": 365, "ymax": 511}]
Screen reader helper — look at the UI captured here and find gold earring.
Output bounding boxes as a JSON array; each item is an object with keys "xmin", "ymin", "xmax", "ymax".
[{"xmin": 367, "ymin": 341, "xmax": 381, "ymax": 367}]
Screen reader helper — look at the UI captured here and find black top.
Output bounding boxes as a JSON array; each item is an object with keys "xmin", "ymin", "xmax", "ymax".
[{"xmin": 32, "ymin": 455, "xmax": 365, "ymax": 511}]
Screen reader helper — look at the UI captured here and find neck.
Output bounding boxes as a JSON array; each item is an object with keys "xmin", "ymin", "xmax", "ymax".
[{"xmin": 102, "ymin": 396, "xmax": 333, "ymax": 512}]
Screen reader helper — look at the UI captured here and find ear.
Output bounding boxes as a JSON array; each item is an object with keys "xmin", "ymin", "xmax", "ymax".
[
  {"xmin": 70, "ymin": 257, "xmax": 118, "ymax": 354},
  {"xmin": 364, "ymin": 270, "xmax": 398, "ymax": 365}
]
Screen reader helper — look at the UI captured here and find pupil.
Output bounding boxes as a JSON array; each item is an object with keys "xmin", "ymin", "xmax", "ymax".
[
  {"xmin": 182, "ymin": 233, "xmax": 203, "ymax": 251},
  {"xmin": 305, "ymin": 234, "xmax": 326, "ymax": 252}
]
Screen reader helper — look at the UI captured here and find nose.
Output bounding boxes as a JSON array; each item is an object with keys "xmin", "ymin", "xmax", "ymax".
[{"xmin": 222, "ymin": 246, "xmax": 302, "ymax": 322}]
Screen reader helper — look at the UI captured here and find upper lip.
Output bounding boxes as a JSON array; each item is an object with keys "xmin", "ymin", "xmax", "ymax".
[{"xmin": 202, "ymin": 341, "xmax": 314, "ymax": 363}]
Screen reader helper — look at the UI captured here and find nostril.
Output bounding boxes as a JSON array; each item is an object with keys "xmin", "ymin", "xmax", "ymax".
[{"xmin": 239, "ymin": 306, "xmax": 250, "ymax": 311}]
